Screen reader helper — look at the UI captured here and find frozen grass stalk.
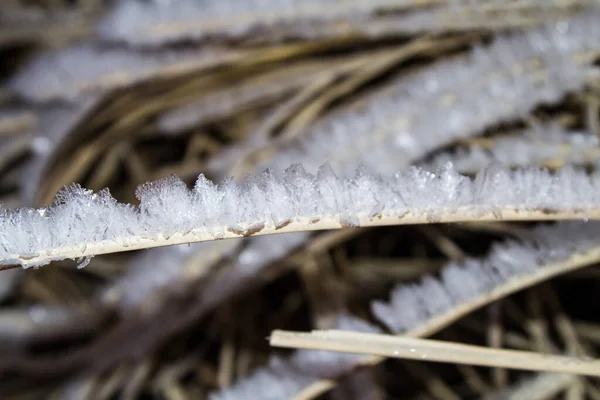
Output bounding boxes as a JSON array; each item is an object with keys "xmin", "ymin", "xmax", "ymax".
[{"xmin": 2, "ymin": 163, "xmax": 600, "ymax": 268}]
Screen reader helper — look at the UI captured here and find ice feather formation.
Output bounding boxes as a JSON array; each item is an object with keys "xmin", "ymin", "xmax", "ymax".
[
  {"xmin": 212, "ymin": 221, "xmax": 600, "ymax": 399},
  {"xmin": 1, "ymin": 163, "xmax": 600, "ymax": 268},
  {"xmin": 266, "ymin": 12, "xmax": 600, "ymax": 176}
]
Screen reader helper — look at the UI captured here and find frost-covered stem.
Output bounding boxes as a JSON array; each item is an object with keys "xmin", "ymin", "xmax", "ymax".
[
  {"xmin": 4, "ymin": 208, "xmax": 597, "ymax": 269},
  {"xmin": 97, "ymin": 0, "xmax": 596, "ymax": 46},
  {"xmin": 3, "ymin": 163, "xmax": 600, "ymax": 268},
  {"xmin": 270, "ymin": 330, "xmax": 600, "ymax": 377}
]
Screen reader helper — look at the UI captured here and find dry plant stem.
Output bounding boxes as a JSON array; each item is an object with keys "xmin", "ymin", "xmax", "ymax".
[
  {"xmin": 4, "ymin": 208, "xmax": 598, "ymax": 268},
  {"xmin": 441, "ymin": 331, "xmax": 492, "ymax": 395},
  {"xmin": 290, "ymin": 243, "xmax": 600, "ymax": 400},
  {"xmin": 404, "ymin": 362, "xmax": 461, "ymax": 400},
  {"xmin": 480, "ymin": 373, "xmax": 577, "ymax": 400},
  {"xmin": 270, "ymin": 330, "xmax": 600, "ymax": 377},
  {"xmin": 487, "ymin": 302, "xmax": 507, "ymax": 388},
  {"xmin": 573, "ymin": 322, "xmax": 600, "ymax": 344}
]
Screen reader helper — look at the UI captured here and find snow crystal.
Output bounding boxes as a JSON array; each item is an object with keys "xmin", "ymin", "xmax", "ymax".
[
  {"xmin": 20, "ymin": 100, "xmax": 99, "ymax": 206},
  {"xmin": 1, "ymin": 163, "xmax": 600, "ymax": 268},
  {"xmin": 372, "ymin": 221, "xmax": 600, "ymax": 334}
]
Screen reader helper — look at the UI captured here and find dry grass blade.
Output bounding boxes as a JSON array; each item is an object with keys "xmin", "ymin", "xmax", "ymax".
[
  {"xmin": 481, "ymin": 373, "xmax": 576, "ymax": 400},
  {"xmin": 270, "ymin": 329, "xmax": 600, "ymax": 377}
]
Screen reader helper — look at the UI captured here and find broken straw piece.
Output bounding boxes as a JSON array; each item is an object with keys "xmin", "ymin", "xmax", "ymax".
[{"xmin": 0, "ymin": 163, "xmax": 600, "ymax": 268}]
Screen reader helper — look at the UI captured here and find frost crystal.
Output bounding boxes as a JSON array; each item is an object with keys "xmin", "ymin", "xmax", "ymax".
[
  {"xmin": 1, "ymin": 163, "xmax": 600, "ymax": 268},
  {"xmin": 372, "ymin": 221, "xmax": 600, "ymax": 333}
]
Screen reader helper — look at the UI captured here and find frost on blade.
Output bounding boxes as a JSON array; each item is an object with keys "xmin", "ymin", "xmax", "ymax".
[
  {"xmin": 482, "ymin": 372, "xmax": 576, "ymax": 400},
  {"xmin": 96, "ymin": 0, "xmax": 596, "ymax": 47},
  {"xmin": 97, "ymin": 0, "xmax": 429, "ymax": 46},
  {"xmin": 210, "ymin": 314, "xmax": 379, "ymax": 400},
  {"xmin": 136, "ymin": 175, "xmax": 197, "ymax": 238},
  {"xmin": 266, "ymin": 12, "xmax": 600, "ymax": 177},
  {"xmin": 371, "ymin": 221, "xmax": 600, "ymax": 334},
  {"xmin": 424, "ymin": 124, "xmax": 600, "ymax": 173},
  {"xmin": 0, "ymin": 109, "xmax": 35, "ymax": 136},
  {"xmin": 3, "ymin": 163, "xmax": 600, "ymax": 267}
]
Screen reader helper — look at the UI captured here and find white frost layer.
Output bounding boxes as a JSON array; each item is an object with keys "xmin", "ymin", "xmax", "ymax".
[
  {"xmin": 372, "ymin": 221, "xmax": 600, "ymax": 333},
  {"xmin": 424, "ymin": 125, "xmax": 600, "ymax": 172},
  {"xmin": 97, "ymin": 0, "xmax": 426, "ymax": 45},
  {"xmin": 210, "ymin": 314, "xmax": 379, "ymax": 400},
  {"xmin": 267, "ymin": 12, "xmax": 600, "ymax": 176},
  {"xmin": 1, "ymin": 163, "xmax": 600, "ymax": 268},
  {"xmin": 96, "ymin": 0, "xmax": 598, "ymax": 46}
]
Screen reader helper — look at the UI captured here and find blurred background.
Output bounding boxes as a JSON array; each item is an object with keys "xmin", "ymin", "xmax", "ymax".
[{"xmin": 1, "ymin": 1, "xmax": 600, "ymax": 399}]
